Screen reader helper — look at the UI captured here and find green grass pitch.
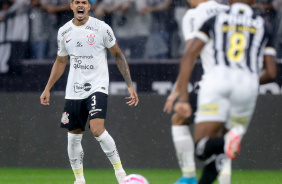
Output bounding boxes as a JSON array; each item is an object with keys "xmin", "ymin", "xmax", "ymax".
[{"xmin": 0, "ymin": 168, "xmax": 281, "ymax": 184}]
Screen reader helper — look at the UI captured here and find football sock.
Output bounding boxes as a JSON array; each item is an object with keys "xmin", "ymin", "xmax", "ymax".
[
  {"xmin": 68, "ymin": 133, "xmax": 85, "ymax": 182},
  {"xmin": 95, "ymin": 130, "xmax": 123, "ymax": 170},
  {"xmin": 172, "ymin": 125, "xmax": 196, "ymax": 178},
  {"xmin": 195, "ymin": 137, "xmax": 228, "ymax": 184},
  {"xmin": 199, "ymin": 153, "xmax": 227, "ymax": 184},
  {"xmin": 198, "ymin": 156, "xmax": 218, "ymax": 184},
  {"xmin": 195, "ymin": 136, "xmax": 224, "ymax": 160},
  {"xmin": 218, "ymin": 158, "xmax": 232, "ymax": 184}
]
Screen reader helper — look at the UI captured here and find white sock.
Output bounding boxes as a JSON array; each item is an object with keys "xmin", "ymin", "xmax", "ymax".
[
  {"xmin": 172, "ymin": 125, "xmax": 196, "ymax": 178},
  {"xmin": 95, "ymin": 130, "xmax": 123, "ymax": 171},
  {"xmin": 68, "ymin": 133, "xmax": 85, "ymax": 182},
  {"xmin": 218, "ymin": 158, "xmax": 232, "ymax": 184}
]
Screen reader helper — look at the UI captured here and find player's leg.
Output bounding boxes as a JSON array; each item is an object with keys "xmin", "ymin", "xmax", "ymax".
[
  {"xmin": 90, "ymin": 118, "xmax": 126, "ymax": 183},
  {"xmin": 172, "ymin": 91, "xmax": 197, "ymax": 184},
  {"xmin": 87, "ymin": 92, "xmax": 126, "ymax": 184},
  {"xmin": 224, "ymin": 74, "xmax": 259, "ymax": 159},
  {"xmin": 194, "ymin": 121, "xmax": 227, "ymax": 184},
  {"xmin": 172, "ymin": 114, "xmax": 197, "ymax": 184},
  {"xmin": 193, "ymin": 72, "xmax": 231, "ymax": 184},
  {"xmin": 194, "ymin": 121, "xmax": 232, "ymax": 184},
  {"xmin": 61, "ymin": 99, "xmax": 89, "ymax": 184},
  {"xmin": 68, "ymin": 129, "xmax": 85, "ymax": 184}
]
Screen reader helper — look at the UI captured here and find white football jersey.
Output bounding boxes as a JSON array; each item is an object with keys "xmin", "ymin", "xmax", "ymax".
[
  {"xmin": 182, "ymin": 0, "xmax": 229, "ymax": 73},
  {"xmin": 57, "ymin": 16, "xmax": 116, "ymax": 99}
]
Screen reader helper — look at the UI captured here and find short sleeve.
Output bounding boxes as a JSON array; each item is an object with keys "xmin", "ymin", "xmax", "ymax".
[
  {"xmin": 194, "ymin": 16, "xmax": 215, "ymax": 43},
  {"xmin": 182, "ymin": 10, "xmax": 195, "ymax": 41},
  {"xmin": 57, "ymin": 28, "xmax": 68, "ymax": 56},
  {"xmin": 102, "ymin": 23, "xmax": 116, "ymax": 48}
]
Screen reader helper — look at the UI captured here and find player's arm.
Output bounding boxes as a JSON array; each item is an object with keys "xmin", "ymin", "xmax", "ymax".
[
  {"xmin": 163, "ymin": 11, "xmax": 194, "ymax": 114},
  {"xmin": 40, "ymin": 55, "xmax": 68, "ymax": 105},
  {"xmin": 174, "ymin": 38, "xmax": 205, "ymax": 118},
  {"xmin": 259, "ymin": 55, "xmax": 277, "ymax": 84},
  {"xmin": 163, "ymin": 76, "xmax": 181, "ymax": 114},
  {"xmin": 163, "ymin": 40, "xmax": 193, "ymax": 114},
  {"xmin": 109, "ymin": 42, "xmax": 139, "ymax": 106},
  {"xmin": 173, "ymin": 16, "xmax": 213, "ymax": 118}
]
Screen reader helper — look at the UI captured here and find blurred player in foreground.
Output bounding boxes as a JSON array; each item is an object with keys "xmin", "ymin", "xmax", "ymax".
[
  {"xmin": 163, "ymin": 0, "xmax": 230, "ymax": 183},
  {"xmin": 40, "ymin": 0, "xmax": 139, "ymax": 183},
  {"xmin": 174, "ymin": 0, "xmax": 277, "ymax": 183}
]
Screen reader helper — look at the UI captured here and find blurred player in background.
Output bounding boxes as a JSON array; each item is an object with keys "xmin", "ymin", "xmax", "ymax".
[
  {"xmin": 40, "ymin": 0, "xmax": 139, "ymax": 183},
  {"xmin": 163, "ymin": 0, "xmax": 230, "ymax": 183},
  {"xmin": 174, "ymin": 0, "xmax": 277, "ymax": 183}
]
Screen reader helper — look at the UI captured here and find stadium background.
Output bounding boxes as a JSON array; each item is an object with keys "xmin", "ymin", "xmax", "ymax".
[{"xmin": 0, "ymin": 0, "xmax": 281, "ymax": 182}]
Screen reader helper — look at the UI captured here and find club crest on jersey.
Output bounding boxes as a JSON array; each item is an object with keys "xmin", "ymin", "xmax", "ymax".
[
  {"xmin": 61, "ymin": 112, "xmax": 69, "ymax": 124},
  {"xmin": 86, "ymin": 34, "xmax": 96, "ymax": 45}
]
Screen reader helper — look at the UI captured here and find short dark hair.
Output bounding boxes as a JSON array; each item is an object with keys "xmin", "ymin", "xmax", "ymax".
[{"xmin": 71, "ymin": 0, "xmax": 90, "ymax": 3}]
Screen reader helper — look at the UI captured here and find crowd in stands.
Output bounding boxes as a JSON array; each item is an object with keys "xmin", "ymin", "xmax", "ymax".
[{"xmin": 0, "ymin": 0, "xmax": 282, "ymax": 61}]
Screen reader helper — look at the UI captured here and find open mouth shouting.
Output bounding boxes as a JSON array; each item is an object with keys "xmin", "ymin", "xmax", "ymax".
[{"xmin": 77, "ymin": 8, "xmax": 85, "ymax": 20}]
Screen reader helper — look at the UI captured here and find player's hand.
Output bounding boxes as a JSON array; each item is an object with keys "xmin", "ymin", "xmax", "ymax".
[
  {"xmin": 163, "ymin": 91, "xmax": 179, "ymax": 114},
  {"xmin": 126, "ymin": 85, "xmax": 139, "ymax": 106},
  {"xmin": 174, "ymin": 101, "xmax": 192, "ymax": 118},
  {"xmin": 40, "ymin": 90, "xmax": 50, "ymax": 105}
]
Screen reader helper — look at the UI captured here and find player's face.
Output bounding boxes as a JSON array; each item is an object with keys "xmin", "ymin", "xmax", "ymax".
[{"xmin": 71, "ymin": 0, "xmax": 90, "ymax": 22}]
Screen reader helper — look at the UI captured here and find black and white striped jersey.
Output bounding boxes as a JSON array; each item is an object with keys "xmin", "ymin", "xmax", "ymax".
[
  {"xmin": 182, "ymin": 1, "xmax": 228, "ymax": 73},
  {"xmin": 195, "ymin": 2, "xmax": 276, "ymax": 75}
]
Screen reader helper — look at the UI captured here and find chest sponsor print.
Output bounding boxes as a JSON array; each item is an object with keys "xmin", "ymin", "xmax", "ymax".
[{"xmin": 71, "ymin": 56, "xmax": 94, "ymax": 70}]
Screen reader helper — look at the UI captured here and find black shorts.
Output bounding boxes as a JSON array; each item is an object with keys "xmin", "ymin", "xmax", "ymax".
[{"xmin": 60, "ymin": 92, "xmax": 108, "ymax": 131}]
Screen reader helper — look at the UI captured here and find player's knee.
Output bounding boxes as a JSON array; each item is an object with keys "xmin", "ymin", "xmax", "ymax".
[
  {"xmin": 195, "ymin": 137, "xmax": 209, "ymax": 160},
  {"xmin": 90, "ymin": 126, "xmax": 105, "ymax": 137},
  {"xmin": 171, "ymin": 113, "xmax": 187, "ymax": 125}
]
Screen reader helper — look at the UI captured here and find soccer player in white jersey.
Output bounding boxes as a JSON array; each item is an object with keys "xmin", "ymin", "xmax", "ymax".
[
  {"xmin": 163, "ymin": 0, "xmax": 230, "ymax": 183},
  {"xmin": 174, "ymin": 0, "xmax": 277, "ymax": 182},
  {"xmin": 40, "ymin": 0, "xmax": 139, "ymax": 183}
]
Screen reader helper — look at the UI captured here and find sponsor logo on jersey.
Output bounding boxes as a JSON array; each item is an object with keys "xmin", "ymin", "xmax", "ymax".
[
  {"xmin": 71, "ymin": 55, "xmax": 93, "ymax": 59},
  {"xmin": 61, "ymin": 112, "xmax": 69, "ymax": 124},
  {"xmin": 61, "ymin": 27, "xmax": 73, "ymax": 37},
  {"xmin": 106, "ymin": 30, "xmax": 113, "ymax": 42},
  {"xmin": 76, "ymin": 41, "xmax": 83, "ymax": 47},
  {"xmin": 66, "ymin": 39, "xmax": 72, "ymax": 43},
  {"xmin": 71, "ymin": 56, "xmax": 94, "ymax": 70},
  {"xmin": 85, "ymin": 26, "xmax": 99, "ymax": 33},
  {"xmin": 74, "ymin": 83, "xmax": 92, "ymax": 93},
  {"xmin": 86, "ymin": 34, "xmax": 96, "ymax": 45}
]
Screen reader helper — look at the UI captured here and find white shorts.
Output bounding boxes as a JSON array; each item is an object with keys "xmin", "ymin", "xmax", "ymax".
[{"xmin": 195, "ymin": 66, "xmax": 259, "ymax": 130}]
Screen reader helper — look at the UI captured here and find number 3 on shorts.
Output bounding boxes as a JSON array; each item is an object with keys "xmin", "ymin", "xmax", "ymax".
[{"xmin": 91, "ymin": 95, "xmax": 96, "ymax": 106}]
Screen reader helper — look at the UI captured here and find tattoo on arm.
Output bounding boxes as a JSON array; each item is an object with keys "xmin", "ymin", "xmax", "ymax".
[{"xmin": 114, "ymin": 49, "xmax": 133, "ymax": 87}]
